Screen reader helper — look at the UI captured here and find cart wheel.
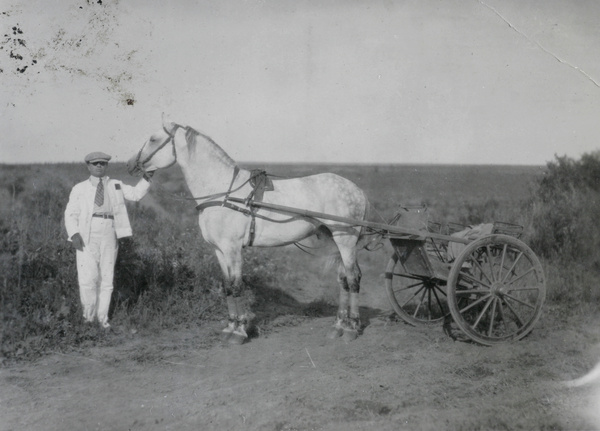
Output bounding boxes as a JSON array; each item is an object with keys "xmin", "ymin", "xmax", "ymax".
[
  {"xmin": 447, "ymin": 234, "xmax": 546, "ymax": 345},
  {"xmin": 385, "ymin": 253, "xmax": 448, "ymax": 325}
]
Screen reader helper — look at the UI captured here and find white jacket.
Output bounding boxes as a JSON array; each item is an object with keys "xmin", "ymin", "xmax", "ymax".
[{"xmin": 64, "ymin": 176, "xmax": 150, "ymax": 243}]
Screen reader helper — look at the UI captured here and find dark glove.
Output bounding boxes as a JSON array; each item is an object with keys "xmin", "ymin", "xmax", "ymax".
[
  {"xmin": 118, "ymin": 237, "xmax": 134, "ymax": 250},
  {"xmin": 71, "ymin": 233, "xmax": 84, "ymax": 251},
  {"xmin": 143, "ymin": 170, "xmax": 155, "ymax": 182}
]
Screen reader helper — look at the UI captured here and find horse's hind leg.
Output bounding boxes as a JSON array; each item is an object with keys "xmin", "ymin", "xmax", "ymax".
[
  {"xmin": 327, "ymin": 266, "xmax": 349, "ymax": 339},
  {"xmin": 342, "ymin": 256, "xmax": 362, "ymax": 342},
  {"xmin": 328, "ymin": 233, "xmax": 362, "ymax": 341}
]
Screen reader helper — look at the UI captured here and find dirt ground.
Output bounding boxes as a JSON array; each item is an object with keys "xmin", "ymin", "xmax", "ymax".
[{"xmin": 2, "ymin": 248, "xmax": 600, "ymax": 431}]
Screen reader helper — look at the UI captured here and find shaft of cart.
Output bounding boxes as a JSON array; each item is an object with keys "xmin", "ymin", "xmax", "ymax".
[{"xmin": 227, "ymin": 197, "xmax": 470, "ymax": 245}]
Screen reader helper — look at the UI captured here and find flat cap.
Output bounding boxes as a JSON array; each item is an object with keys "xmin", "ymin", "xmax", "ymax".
[{"xmin": 84, "ymin": 152, "xmax": 112, "ymax": 163}]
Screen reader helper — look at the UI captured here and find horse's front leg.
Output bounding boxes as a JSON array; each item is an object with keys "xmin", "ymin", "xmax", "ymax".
[
  {"xmin": 215, "ymin": 247, "xmax": 248, "ymax": 345},
  {"xmin": 221, "ymin": 282, "xmax": 238, "ymax": 340},
  {"xmin": 228, "ymin": 276, "xmax": 249, "ymax": 345}
]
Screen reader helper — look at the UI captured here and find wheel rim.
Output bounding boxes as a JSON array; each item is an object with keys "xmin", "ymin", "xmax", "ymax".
[
  {"xmin": 447, "ymin": 234, "xmax": 546, "ymax": 345},
  {"xmin": 385, "ymin": 254, "xmax": 448, "ymax": 325}
]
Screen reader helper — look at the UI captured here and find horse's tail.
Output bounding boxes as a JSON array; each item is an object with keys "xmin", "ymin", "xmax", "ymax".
[
  {"xmin": 356, "ymin": 198, "xmax": 385, "ymax": 252},
  {"xmin": 324, "ymin": 248, "xmax": 343, "ymax": 272},
  {"xmin": 323, "ymin": 198, "xmax": 384, "ymax": 270}
]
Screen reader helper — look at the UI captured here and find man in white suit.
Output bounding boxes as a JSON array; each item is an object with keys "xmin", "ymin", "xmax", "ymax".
[{"xmin": 64, "ymin": 151, "xmax": 152, "ymax": 328}]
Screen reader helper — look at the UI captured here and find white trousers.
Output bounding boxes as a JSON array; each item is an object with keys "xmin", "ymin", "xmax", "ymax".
[{"xmin": 76, "ymin": 218, "xmax": 118, "ymax": 325}]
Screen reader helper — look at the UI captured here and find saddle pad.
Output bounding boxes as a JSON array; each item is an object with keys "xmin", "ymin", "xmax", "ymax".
[{"xmin": 248, "ymin": 169, "xmax": 274, "ymax": 202}]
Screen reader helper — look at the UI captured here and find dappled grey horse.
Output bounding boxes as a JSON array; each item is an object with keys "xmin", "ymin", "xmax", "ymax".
[{"xmin": 127, "ymin": 116, "xmax": 369, "ymax": 344}]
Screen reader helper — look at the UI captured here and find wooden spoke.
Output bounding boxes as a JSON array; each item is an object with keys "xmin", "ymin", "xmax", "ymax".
[
  {"xmin": 504, "ymin": 267, "xmax": 536, "ymax": 286},
  {"xmin": 469, "ymin": 255, "xmax": 494, "ymax": 285},
  {"xmin": 455, "ymin": 288, "xmax": 492, "ymax": 295},
  {"xmin": 447, "ymin": 235, "xmax": 545, "ymax": 345},
  {"xmin": 400, "ymin": 285, "xmax": 426, "ymax": 309},
  {"xmin": 485, "ymin": 245, "xmax": 496, "ymax": 282},
  {"xmin": 507, "ymin": 285, "xmax": 542, "ymax": 293},
  {"xmin": 432, "ymin": 286, "xmax": 446, "ymax": 311},
  {"xmin": 487, "ymin": 298, "xmax": 498, "ymax": 337},
  {"xmin": 393, "ymin": 280, "xmax": 426, "ymax": 294},
  {"xmin": 385, "ymin": 255, "xmax": 448, "ymax": 326},
  {"xmin": 458, "ymin": 294, "xmax": 492, "ymax": 314},
  {"xmin": 502, "ymin": 292, "xmax": 536, "ymax": 310},
  {"xmin": 458, "ymin": 271, "xmax": 493, "ymax": 289},
  {"xmin": 469, "ymin": 296, "xmax": 493, "ymax": 330},
  {"xmin": 497, "ymin": 299, "xmax": 508, "ymax": 332},
  {"xmin": 501, "ymin": 251, "xmax": 524, "ymax": 283},
  {"xmin": 497, "ymin": 243, "xmax": 508, "ymax": 282},
  {"xmin": 502, "ymin": 298, "xmax": 525, "ymax": 327}
]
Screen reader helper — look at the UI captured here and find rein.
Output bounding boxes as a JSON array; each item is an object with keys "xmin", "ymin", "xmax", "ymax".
[
  {"xmin": 155, "ymin": 167, "xmax": 264, "ymax": 203},
  {"xmin": 172, "ymin": 169, "xmax": 282, "ymax": 203}
]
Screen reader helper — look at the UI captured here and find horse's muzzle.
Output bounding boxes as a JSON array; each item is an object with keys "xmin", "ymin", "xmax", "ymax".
[{"xmin": 126, "ymin": 156, "xmax": 143, "ymax": 177}]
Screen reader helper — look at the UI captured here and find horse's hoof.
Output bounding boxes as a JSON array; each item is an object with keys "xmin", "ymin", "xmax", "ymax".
[
  {"xmin": 221, "ymin": 323, "xmax": 236, "ymax": 341},
  {"xmin": 221, "ymin": 329, "xmax": 233, "ymax": 342},
  {"xmin": 342, "ymin": 329, "xmax": 359, "ymax": 342},
  {"xmin": 228, "ymin": 331, "xmax": 248, "ymax": 345},
  {"xmin": 327, "ymin": 327, "xmax": 343, "ymax": 339}
]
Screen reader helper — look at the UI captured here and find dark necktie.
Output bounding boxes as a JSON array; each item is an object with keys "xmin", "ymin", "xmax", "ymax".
[{"xmin": 95, "ymin": 178, "xmax": 104, "ymax": 207}]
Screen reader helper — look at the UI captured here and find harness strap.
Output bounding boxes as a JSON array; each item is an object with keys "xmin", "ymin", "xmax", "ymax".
[
  {"xmin": 248, "ymin": 212, "xmax": 257, "ymax": 247},
  {"xmin": 195, "ymin": 169, "xmax": 274, "ymax": 248},
  {"xmin": 195, "ymin": 200, "xmax": 257, "ymax": 247},
  {"xmin": 196, "ymin": 200, "xmax": 252, "ymax": 216},
  {"xmin": 185, "ymin": 166, "xmax": 251, "ymax": 202},
  {"xmin": 223, "ymin": 166, "xmax": 240, "ymax": 203}
]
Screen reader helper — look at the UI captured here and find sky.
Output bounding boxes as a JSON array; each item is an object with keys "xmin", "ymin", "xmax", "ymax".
[{"xmin": 1, "ymin": 0, "xmax": 599, "ymax": 165}]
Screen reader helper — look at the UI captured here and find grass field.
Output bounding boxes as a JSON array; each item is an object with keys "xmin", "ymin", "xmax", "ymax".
[
  {"xmin": 3, "ymin": 160, "xmax": 600, "ymax": 430},
  {"xmin": 0, "ymin": 159, "xmax": 543, "ymax": 358},
  {"xmin": 0, "ymin": 160, "xmax": 593, "ymax": 362},
  {"xmin": 0, "ymin": 159, "xmax": 598, "ymax": 359}
]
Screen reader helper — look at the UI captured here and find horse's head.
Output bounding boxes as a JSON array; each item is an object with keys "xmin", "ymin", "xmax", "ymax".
[{"xmin": 127, "ymin": 115, "xmax": 182, "ymax": 177}]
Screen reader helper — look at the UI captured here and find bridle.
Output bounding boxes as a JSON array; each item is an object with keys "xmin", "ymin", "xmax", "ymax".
[
  {"xmin": 133, "ymin": 124, "xmax": 183, "ymax": 174},
  {"xmin": 132, "ymin": 123, "xmax": 245, "ymax": 202}
]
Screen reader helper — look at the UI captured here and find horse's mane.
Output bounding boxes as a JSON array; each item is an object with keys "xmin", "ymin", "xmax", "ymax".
[{"xmin": 184, "ymin": 126, "xmax": 237, "ymax": 167}]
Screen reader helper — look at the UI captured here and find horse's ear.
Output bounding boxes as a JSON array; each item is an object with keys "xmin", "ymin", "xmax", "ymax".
[{"xmin": 161, "ymin": 113, "xmax": 175, "ymax": 132}]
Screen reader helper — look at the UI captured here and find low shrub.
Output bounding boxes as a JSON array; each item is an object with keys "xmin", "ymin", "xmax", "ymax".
[{"xmin": 528, "ymin": 153, "xmax": 600, "ymax": 307}]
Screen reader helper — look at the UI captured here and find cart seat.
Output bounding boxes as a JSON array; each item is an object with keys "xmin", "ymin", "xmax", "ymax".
[{"xmin": 389, "ymin": 237, "xmax": 451, "ymax": 280}]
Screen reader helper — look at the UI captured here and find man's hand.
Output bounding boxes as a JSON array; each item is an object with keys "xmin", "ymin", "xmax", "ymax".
[
  {"xmin": 118, "ymin": 237, "xmax": 134, "ymax": 251},
  {"xmin": 71, "ymin": 233, "xmax": 84, "ymax": 251},
  {"xmin": 143, "ymin": 170, "xmax": 155, "ymax": 182}
]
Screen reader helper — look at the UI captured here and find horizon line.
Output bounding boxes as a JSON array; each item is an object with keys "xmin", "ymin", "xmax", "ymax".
[{"xmin": 0, "ymin": 160, "xmax": 548, "ymax": 168}]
